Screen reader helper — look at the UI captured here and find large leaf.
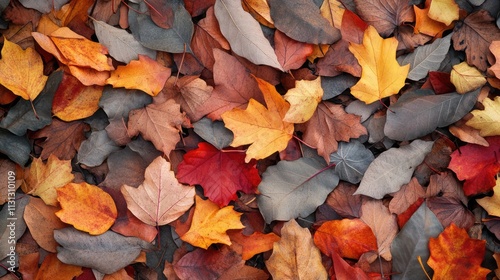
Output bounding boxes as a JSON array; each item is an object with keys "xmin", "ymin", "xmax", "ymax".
[
  {"xmin": 397, "ymin": 34, "xmax": 451, "ymax": 81},
  {"xmin": 391, "ymin": 203, "xmax": 443, "ymax": 280},
  {"xmin": 214, "ymin": 0, "xmax": 282, "ymax": 69},
  {"xmin": 329, "ymin": 140, "xmax": 374, "ymax": 184},
  {"xmin": 268, "ymin": 0, "xmax": 340, "ymax": 44},
  {"xmin": 128, "ymin": 0, "xmax": 194, "ymax": 53},
  {"xmin": 354, "ymin": 140, "xmax": 433, "ymax": 199},
  {"xmin": 93, "ymin": 19, "xmax": 157, "ymax": 64},
  {"xmin": 384, "ymin": 88, "xmax": 479, "ymax": 141},
  {"xmin": 257, "ymin": 156, "xmax": 339, "ymax": 223},
  {"xmin": 0, "ymin": 129, "xmax": 31, "ymax": 166},
  {"xmin": 54, "ymin": 227, "xmax": 153, "ymax": 274}
]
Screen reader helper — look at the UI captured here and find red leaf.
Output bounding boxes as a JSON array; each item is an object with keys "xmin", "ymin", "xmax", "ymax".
[
  {"xmin": 176, "ymin": 142, "xmax": 261, "ymax": 207},
  {"xmin": 340, "ymin": 9, "xmax": 368, "ymax": 44},
  {"xmin": 331, "ymin": 251, "xmax": 370, "ymax": 280},
  {"xmin": 448, "ymin": 136, "xmax": 500, "ymax": 196},
  {"xmin": 274, "ymin": 30, "xmax": 313, "ymax": 71},
  {"xmin": 428, "ymin": 71, "xmax": 456, "ymax": 94}
]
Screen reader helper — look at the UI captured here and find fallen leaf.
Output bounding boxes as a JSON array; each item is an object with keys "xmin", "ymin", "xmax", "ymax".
[
  {"xmin": 221, "ymin": 77, "xmax": 294, "ymax": 162},
  {"xmin": 348, "ymin": 26, "xmax": 410, "ymax": 104},
  {"xmin": 329, "ymin": 140, "xmax": 375, "ymax": 184},
  {"xmin": 448, "ymin": 136, "xmax": 500, "ymax": 195},
  {"xmin": 314, "ymin": 218, "xmax": 378, "ymax": 259},
  {"xmin": 77, "ymin": 130, "xmax": 120, "ymax": 167},
  {"xmin": 315, "ymin": 39, "xmax": 362, "ymax": 77},
  {"xmin": 450, "ymin": 62, "xmax": 486, "ymax": 94},
  {"xmin": 98, "ymin": 87, "xmax": 152, "ymax": 120},
  {"xmin": 414, "ymin": 0, "xmax": 453, "ymax": 37},
  {"xmin": 352, "ymin": 0, "xmax": 414, "ymax": 37},
  {"xmin": 476, "ymin": 178, "xmax": 500, "ymax": 217},
  {"xmin": 228, "ymin": 230, "xmax": 280, "ymax": 260},
  {"xmin": 181, "ymin": 195, "xmax": 244, "ymax": 249},
  {"xmin": 274, "ymin": 30, "xmax": 313, "ymax": 71},
  {"xmin": 56, "ymin": 182, "xmax": 117, "ymax": 235},
  {"xmin": 428, "ymin": 223, "xmax": 490, "ymax": 279},
  {"xmin": 99, "ymin": 146, "xmax": 149, "ymax": 190},
  {"xmin": 36, "ymin": 253, "xmax": 82, "ymax": 280},
  {"xmin": 242, "ymin": 0, "xmax": 274, "ymax": 27},
  {"xmin": 325, "ymin": 181, "xmax": 364, "ymax": 218},
  {"xmin": 320, "ymin": 0, "xmax": 345, "ymax": 30},
  {"xmin": 121, "ymin": 156, "xmax": 195, "ymax": 226},
  {"xmin": 23, "ymin": 154, "xmax": 74, "ymax": 206},
  {"xmin": 176, "ymin": 142, "xmax": 260, "ymax": 207},
  {"xmin": 428, "ymin": 0, "xmax": 459, "ymax": 26},
  {"xmin": 192, "ymin": 117, "xmax": 233, "ymax": 150},
  {"xmin": 283, "ymin": 77, "xmax": 323, "ymax": 123},
  {"xmin": 0, "ymin": 128, "xmax": 31, "ymax": 166},
  {"xmin": 427, "ymin": 196, "xmax": 475, "ymax": 229},
  {"xmin": 0, "ymin": 38, "xmax": 47, "ymax": 101},
  {"xmin": 331, "ymin": 251, "xmax": 371, "ymax": 280},
  {"xmin": 428, "ymin": 71, "xmax": 456, "ymax": 94},
  {"xmin": 106, "ymin": 55, "xmax": 171, "ymax": 97},
  {"xmin": 146, "ymin": 0, "xmax": 175, "ymax": 29},
  {"xmin": 389, "ymin": 177, "xmax": 426, "ymax": 215},
  {"xmin": 184, "ymin": 0, "xmax": 215, "ymax": 17},
  {"xmin": 466, "ymin": 96, "xmax": 500, "ymax": 137}
]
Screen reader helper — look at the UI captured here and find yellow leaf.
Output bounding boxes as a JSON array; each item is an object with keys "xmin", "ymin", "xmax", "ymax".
[
  {"xmin": 348, "ymin": 26, "xmax": 409, "ymax": 104},
  {"xmin": 320, "ymin": 0, "xmax": 345, "ymax": 29},
  {"xmin": 106, "ymin": 55, "xmax": 171, "ymax": 96},
  {"xmin": 221, "ymin": 78, "xmax": 294, "ymax": 162},
  {"xmin": 283, "ymin": 77, "xmax": 323, "ymax": 123},
  {"xmin": 466, "ymin": 96, "xmax": 500, "ymax": 137},
  {"xmin": 428, "ymin": 0, "xmax": 459, "ymax": 26},
  {"xmin": 307, "ymin": 44, "xmax": 330, "ymax": 62},
  {"xmin": 450, "ymin": 62, "xmax": 486, "ymax": 94},
  {"xmin": 0, "ymin": 38, "xmax": 48, "ymax": 101},
  {"xmin": 477, "ymin": 178, "xmax": 500, "ymax": 217},
  {"xmin": 414, "ymin": 1, "xmax": 453, "ymax": 37},
  {"xmin": 181, "ymin": 195, "xmax": 245, "ymax": 249},
  {"xmin": 36, "ymin": 253, "xmax": 82, "ymax": 280},
  {"xmin": 266, "ymin": 219, "xmax": 327, "ymax": 279},
  {"xmin": 22, "ymin": 154, "xmax": 74, "ymax": 206},
  {"xmin": 56, "ymin": 182, "xmax": 117, "ymax": 235}
]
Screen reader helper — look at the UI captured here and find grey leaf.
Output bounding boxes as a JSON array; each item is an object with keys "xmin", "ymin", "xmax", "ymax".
[
  {"xmin": 18, "ymin": 0, "xmax": 67, "ymax": 13},
  {"xmin": 99, "ymin": 87, "xmax": 152, "ymax": 120},
  {"xmin": 258, "ymin": 157, "xmax": 339, "ymax": 223},
  {"xmin": 321, "ymin": 74, "xmax": 358, "ymax": 100},
  {"xmin": 0, "ymin": 129, "xmax": 31, "ymax": 166},
  {"xmin": 77, "ymin": 130, "xmax": 120, "ymax": 167},
  {"xmin": 345, "ymin": 100, "xmax": 382, "ymax": 122},
  {"xmin": 354, "ymin": 140, "xmax": 433, "ymax": 199},
  {"xmin": 193, "ymin": 117, "xmax": 233, "ymax": 150},
  {"xmin": 0, "ymin": 194, "xmax": 28, "ymax": 258},
  {"xmin": 330, "ymin": 140, "xmax": 374, "ymax": 184},
  {"xmin": 384, "ymin": 88, "xmax": 479, "ymax": 141}
]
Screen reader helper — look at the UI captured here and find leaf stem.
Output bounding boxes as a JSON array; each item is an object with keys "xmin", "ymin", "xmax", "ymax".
[
  {"xmin": 174, "ymin": 43, "xmax": 187, "ymax": 87},
  {"xmin": 417, "ymin": 256, "xmax": 432, "ymax": 280},
  {"xmin": 292, "ymin": 134, "xmax": 316, "ymax": 149}
]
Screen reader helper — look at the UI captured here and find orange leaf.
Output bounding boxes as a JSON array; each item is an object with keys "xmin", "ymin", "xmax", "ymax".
[
  {"xmin": 428, "ymin": 0, "xmax": 459, "ymax": 26},
  {"xmin": 428, "ymin": 223, "xmax": 490, "ymax": 279},
  {"xmin": 22, "ymin": 154, "xmax": 75, "ymax": 206},
  {"xmin": 228, "ymin": 230, "xmax": 280, "ymax": 260},
  {"xmin": 35, "ymin": 253, "xmax": 82, "ymax": 280},
  {"xmin": 274, "ymin": 30, "xmax": 313, "ymax": 71},
  {"xmin": 221, "ymin": 77, "xmax": 294, "ymax": 162},
  {"xmin": 0, "ymin": 38, "xmax": 48, "ymax": 101},
  {"xmin": 283, "ymin": 77, "xmax": 323, "ymax": 123},
  {"xmin": 121, "ymin": 156, "xmax": 195, "ymax": 226},
  {"xmin": 56, "ymin": 182, "xmax": 117, "ymax": 235},
  {"xmin": 414, "ymin": 0, "xmax": 453, "ymax": 37},
  {"xmin": 314, "ymin": 218, "xmax": 377, "ymax": 259},
  {"xmin": 181, "ymin": 195, "xmax": 245, "ymax": 249},
  {"xmin": 348, "ymin": 26, "xmax": 409, "ymax": 104},
  {"xmin": 106, "ymin": 55, "xmax": 171, "ymax": 96}
]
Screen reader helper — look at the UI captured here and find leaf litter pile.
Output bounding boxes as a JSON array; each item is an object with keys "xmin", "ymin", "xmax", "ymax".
[{"xmin": 2, "ymin": 0, "xmax": 500, "ymax": 279}]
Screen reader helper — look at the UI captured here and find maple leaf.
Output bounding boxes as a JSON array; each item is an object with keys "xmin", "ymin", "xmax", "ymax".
[
  {"xmin": 121, "ymin": 156, "xmax": 195, "ymax": 226},
  {"xmin": 348, "ymin": 25, "xmax": 410, "ymax": 104},
  {"xmin": 176, "ymin": 142, "xmax": 261, "ymax": 207},
  {"xmin": 56, "ymin": 182, "xmax": 117, "ymax": 235},
  {"xmin": 127, "ymin": 99, "xmax": 185, "ymax": 156},
  {"xmin": 466, "ymin": 96, "xmax": 500, "ymax": 137},
  {"xmin": 181, "ymin": 195, "xmax": 245, "ymax": 249},
  {"xmin": 448, "ymin": 136, "xmax": 500, "ymax": 196},
  {"xmin": 221, "ymin": 77, "xmax": 294, "ymax": 163},
  {"xmin": 283, "ymin": 77, "xmax": 323, "ymax": 123},
  {"xmin": 428, "ymin": 223, "xmax": 490, "ymax": 279},
  {"xmin": 22, "ymin": 154, "xmax": 75, "ymax": 206},
  {"xmin": 266, "ymin": 219, "xmax": 327, "ymax": 279},
  {"xmin": 106, "ymin": 55, "xmax": 171, "ymax": 96},
  {"xmin": 0, "ymin": 38, "xmax": 48, "ymax": 102}
]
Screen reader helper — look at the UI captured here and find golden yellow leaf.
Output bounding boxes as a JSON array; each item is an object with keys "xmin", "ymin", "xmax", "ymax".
[
  {"xmin": 56, "ymin": 182, "xmax": 117, "ymax": 235},
  {"xmin": 0, "ymin": 38, "xmax": 48, "ymax": 101},
  {"xmin": 428, "ymin": 0, "xmax": 459, "ymax": 26},
  {"xmin": 266, "ymin": 219, "xmax": 327, "ymax": 279},
  {"xmin": 221, "ymin": 77, "xmax": 294, "ymax": 162},
  {"xmin": 450, "ymin": 62, "xmax": 486, "ymax": 94},
  {"xmin": 22, "ymin": 154, "xmax": 74, "ymax": 206},
  {"xmin": 348, "ymin": 26, "xmax": 409, "ymax": 104},
  {"xmin": 476, "ymin": 178, "xmax": 500, "ymax": 217},
  {"xmin": 414, "ymin": 1, "xmax": 453, "ymax": 37},
  {"xmin": 466, "ymin": 96, "xmax": 500, "ymax": 137},
  {"xmin": 320, "ymin": 0, "xmax": 345, "ymax": 29},
  {"xmin": 106, "ymin": 55, "xmax": 171, "ymax": 96},
  {"xmin": 283, "ymin": 77, "xmax": 323, "ymax": 123},
  {"xmin": 307, "ymin": 44, "xmax": 330, "ymax": 62},
  {"xmin": 181, "ymin": 195, "xmax": 245, "ymax": 249}
]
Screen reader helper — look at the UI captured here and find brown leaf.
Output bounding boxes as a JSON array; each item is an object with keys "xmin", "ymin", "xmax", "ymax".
[
  {"xmin": 360, "ymin": 200, "xmax": 398, "ymax": 261},
  {"xmin": 452, "ymin": 10, "xmax": 500, "ymax": 71},
  {"xmin": 395, "ymin": 25, "xmax": 432, "ymax": 53},
  {"xmin": 274, "ymin": 30, "xmax": 313, "ymax": 71},
  {"xmin": 325, "ymin": 181, "xmax": 364, "ymax": 218},
  {"xmin": 146, "ymin": 0, "xmax": 175, "ymax": 29},
  {"xmin": 352, "ymin": 0, "xmax": 414, "ymax": 37},
  {"xmin": 427, "ymin": 197, "xmax": 475, "ymax": 229},
  {"xmin": 105, "ymin": 118, "xmax": 131, "ymax": 146},
  {"xmin": 413, "ymin": 137, "xmax": 454, "ymax": 186},
  {"xmin": 99, "ymin": 147, "xmax": 148, "ymax": 190},
  {"xmin": 426, "ymin": 172, "xmax": 468, "ymax": 205},
  {"xmin": 3, "ymin": 0, "xmax": 41, "ymax": 26},
  {"xmin": 298, "ymin": 101, "xmax": 367, "ymax": 163},
  {"xmin": 0, "ymin": 159, "xmax": 18, "ymax": 204},
  {"xmin": 389, "ymin": 177, "xmax": 426, "ymax": 215},
  {"xmin": 184, "ymin": 0, "xmax": 215, "ymax": 17},
  {"xmin": 31, "ymin": 118, "xmax": 88, "ymax": 156},
  {"xmin": 315, "ymin": 39, "xmax": 361, "ymax": 77}
]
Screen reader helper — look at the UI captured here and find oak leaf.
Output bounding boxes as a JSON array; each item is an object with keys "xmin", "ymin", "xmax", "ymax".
[
  {"xmin": 22, "ymin": 154, "xmax": 74, "ymax": 206},
  {"xmin": 56, "ymin": 182, "xmax": 117, "ymax": 235},
  {"xmin": 450, "ymin": 62, "xmax": 486, "ymax": 94},
  {"xmin": 428, "ymin": 0, "xmax": 459, "ymax": 26},
  {"xmin": 121, "ymin": 156, "xmax": 195, "ymax": 226},
  {"xmin": 181, "ymin": 195, "xmax": 245, "ymax": 249},
  {"xmin": 221, "ymin": 78, "xmax": 294, "ymax": 163},
  {"xmin": 349, "ymin": 26, "xmax": 410, "ymax": 104},
  {"xmin": 106, "ymin": 55, "xmax": 171, "ymax": 96},
  {"xmin": 266, "ymin": 219, "xmax": 327, "ymax": 279},
  {"xmin": 466, "ymin": 96, "xmax": 500, "ymax": 137},
  {"xmin": 0, "ymin": 38, "xmax": 48, "ymax": 102},
  {"xmin": 428, "ymin": 223, "xmax": 490, "ymax": 279},
  {"xmin": 176, "ymin": 142, "xmax": 260, "ymax": 207},
  {"xmin": 283, "ymin": 77, "xmax": 323, "ymax": 123}
]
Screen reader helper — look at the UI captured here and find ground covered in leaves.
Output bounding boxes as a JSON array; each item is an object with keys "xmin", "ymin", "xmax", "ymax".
[{"xmin": 1, "ymin": 0, "xmax": 500, "ymax": 279}]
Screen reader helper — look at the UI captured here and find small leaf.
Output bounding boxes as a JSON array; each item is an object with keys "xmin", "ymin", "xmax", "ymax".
[
  {"xmin": 283, "ymin": 77, "xmax": 323, "ymax": 123},
  {"xmin": 329, "ymin": 140, "xmax": 374, "ymax": 184},
  {"xmin": 193, "ymin": 117, "xmax": 233, "ymax": 149},
  {"xmin": 450, "ymin": 62, "xmax": 486, "ymax": 94},
  {"xmin": 0, "ymin": 128, "xmax": 31, "ymax": 166},
  {"xmin": 77, "ymin": 130, "xmax": 120, "ymax": 167}
]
